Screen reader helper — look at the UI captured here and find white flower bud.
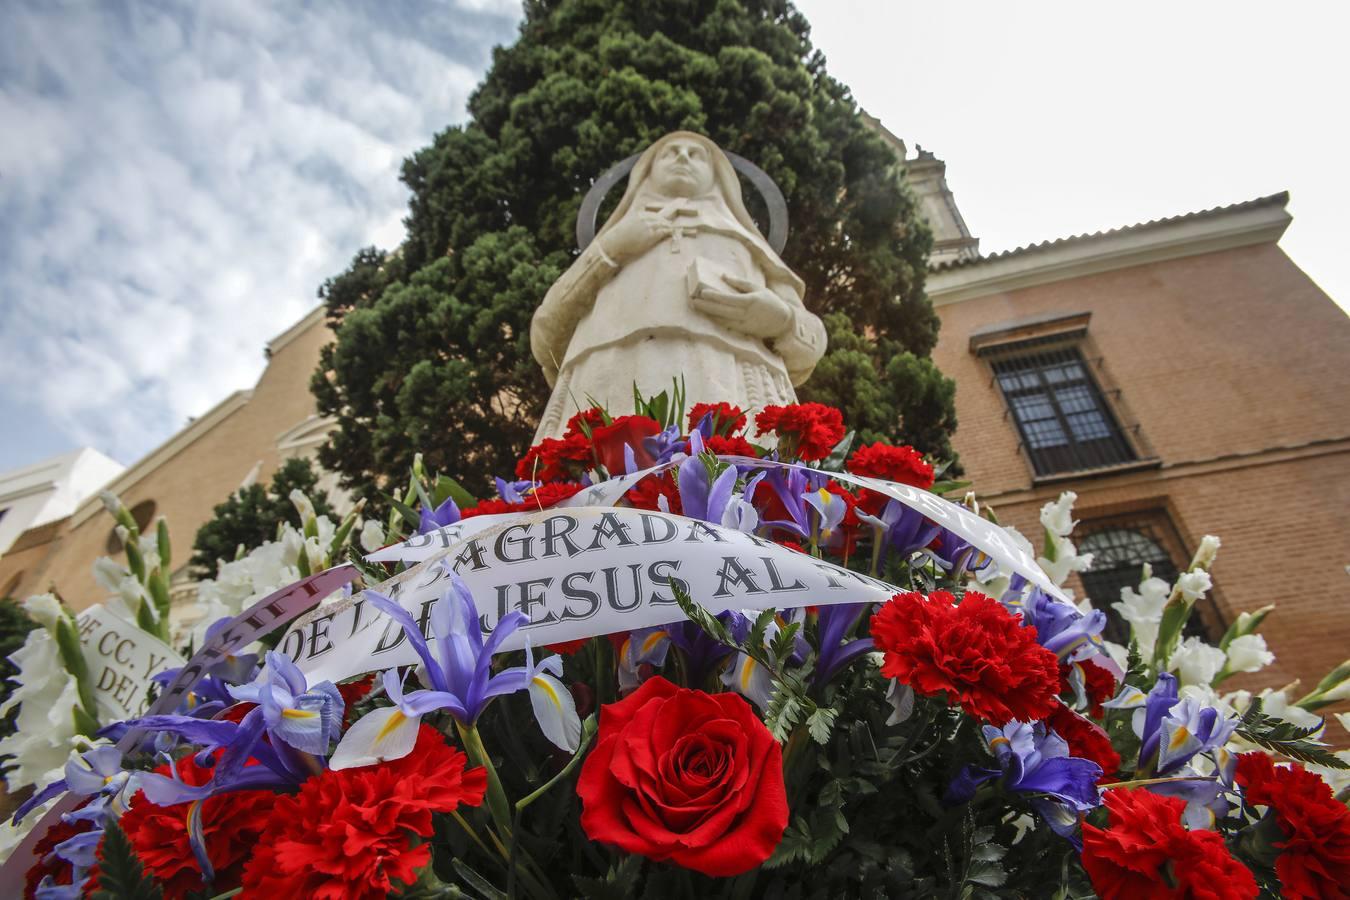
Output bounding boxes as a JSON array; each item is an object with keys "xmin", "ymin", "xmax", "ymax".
[
  {"xmin": 1168, "ymin": 637, "xmax": 1226, "ymax": 686},
  {"xmin": 1039, "ymin": 492, "xmax": 1078, "ymax": 538},
  {"xmin": 359, "ymin": 519, "xmax": 386, "ymax": 553},
  {"xmin": 1193, "ymin": 535, "xmax": 1221, "ymax": 570},
  {"xmin": 20, "ymin": 593, "xmax": 63, "ymax": 630},
  {"xmin": 1176, "ymin": 570, "xmax": 1213, "ymax": 602}
]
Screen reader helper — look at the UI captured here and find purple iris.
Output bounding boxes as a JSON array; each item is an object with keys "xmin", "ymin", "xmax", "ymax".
[
  {"xmin": 36, "ymin": 821, "xmax": 102, "ymax": 899},
  {"xmin": 418, "ymin": 495, "xmax": 461, "ymax": 535},
  {"xmin": 857, "ymin": 499, "xmax": 941, "ymax": 560},
  {"xmin": 12, "ymin": 744, "xmax": 131, "ymax": 825},
  {"xmin": 1125, "ymin": 674, "xmax": 1238, "ymax": 776},
  {"xmin": 364, "ymin": 566, "xmax": 550, "ymax": 725},
  {"xmin": 1004, "ymin": 584, "xmax": 1107, "ymax": 663},
  {"xmin": 753, "ymin": 466, "xmax": 811, "ymax": 538},
  {"xmin": 947, "ymin": 721, "xmax": 1102, "ymax": 846},
  {"xmin": 930, "ymin": 528, "xmax": 994, "ymax": 580},
  {"xmin": 226, "ymin": 651, "xmax": 344, "ymax": 755},
  {"xmin": 678, "ymin": 444, "xmax": 737, "ymax": 525},
  {"xmin": 150, "ymin": 618, "xmax": 261, "ymax": 721},
  {"xmin": 814, "ymin": 603, "xmax": 875, "ymax": 683},
  {"xmin": 644, "ymin": 424, "xmax": 689, "ymax": 465},
  {"xmin": 666, "ymin": 615, "xmax": 744, "ymax": 685}
]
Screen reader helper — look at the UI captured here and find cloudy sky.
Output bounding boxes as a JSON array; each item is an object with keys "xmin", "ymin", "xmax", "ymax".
[{"xmin": 2, "ymin": 1, "xmax": 1346, "ymax": 472}]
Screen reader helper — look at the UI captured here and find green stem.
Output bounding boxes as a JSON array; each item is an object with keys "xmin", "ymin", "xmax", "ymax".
[
  {"xmin": 450, "ymin": 809, "xmax": 494, "ymax": 858},
  {"xmin": 456, "ymin": 720, "xmax": 513, "ymax": 839},
  {"xmin": 515, "ymin": 715, "xmax": 598, "ymax": 813},
  {"xmin": 1102, "ymin": 774, "xmax": 1219, "ymax": 790}
]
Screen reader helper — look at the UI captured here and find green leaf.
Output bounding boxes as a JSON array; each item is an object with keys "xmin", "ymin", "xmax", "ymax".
[
  {"xmin": 450, "ymin": 858, "xmax": 507, "ymax": 900},
  {"xmin": 572, "ymin": 855, "xmax": 643, "ymax": 899},
  {"xmin": 91, "ymin": 818, "xmax": 163, "ymax": 899},
  {"xmin": 435, "ymin": 474, "xmax": 478, "ymax": 509},
  {"xmin": 386, "ymin": 494, "xmax": 423, "ymax": 530},
  {"xmin": 807, "ymin": 706, "xmax": 838, "ymax": 744},
  {"xmin": 819, "ymin": 430, "xmax": 856, "ymax": 472},
  {"xmin": 1236, "ymin": 698, "xmax": 1348, "ymax": 769}
]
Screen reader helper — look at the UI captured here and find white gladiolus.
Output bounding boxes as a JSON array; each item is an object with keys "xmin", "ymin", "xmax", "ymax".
[
  {"xmin": 21, "ymin": 593, "xmax": 63, "ymax": 630},
  {"xmin": 1256, "ymin": 688, "xmax": 1324, "ymax": 731},
  {"xmin": 0, "ymin": 627, "xmax": 82, "ymax": 792},
  {"xmin": 1038, "ymin": 538, "xmax": 1094, "ymax": 588},
  {"xmin": 289, "ymin": 488, "xmax": 317, "ymax": 525},
  {"xmin": 1040, "ymin": 492, "xmax": 1078, "ymax": 538},
  {"xmin": 1169, "ymin": 637, "xmax": 1226, "ymax": 687},
  {"xmin": 359, "ymin": 519, "xmax": 386, "ymax": 553},
  {"xmin": 1193, "ymin": 535, "xmax": 1221, "ymax": 571},
  {"xmin": 1176, "ymin": 570, "xmax": 1213, "ymax": 602},
  {"xmin": 1113, "ymin": 576, "xmax": 1170, "ymax": 657},
  {"xmin": 0, "ymin": 796, "xmax": 58, "ymax": 864},
  {"xmin": 1224, "ymin": 634, "xmax": 1275, "ymax": 675}
]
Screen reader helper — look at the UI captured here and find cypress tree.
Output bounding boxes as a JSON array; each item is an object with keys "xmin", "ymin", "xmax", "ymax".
[{"xmin": 313, "ymin": 0, "xmax": 956, "ymax": 501}]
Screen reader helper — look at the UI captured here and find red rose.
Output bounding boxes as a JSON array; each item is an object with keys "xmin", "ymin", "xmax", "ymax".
[
  {"xmin": 1047, "ymin": 702, "xmax": 1121, "ymax": 782},
  {"xmin": 753, "ymin": 403, "xmax": 845, "ymax": 461},
  {"xmin": 576, "ymin": 676, "xmax": 788, "ymax": 877},
  {"xmin": 688, "ymin": 402, "xmax": 747, "ymax": 436},
  {"xmin": 106, "ymin": 753, "xmax": 276, "ymax": 899},
  {"xmin": 1235, "ymin": 752, "xmax": 1350, "ymax": 899},
  {"xmin": 870, "ymin": 591, "xmax": 1061, "ymax": 726},
  {"xmin": 591, "ymin": 415, "xmax": 661, "ymax": 474},
  {"xmin": 1082, "ymin": 788, "xmax": 1257, "ymax": 900},
  {"xmin": 845, "ymin": 442, "xmax": 935, "ymax": 489},
  {"xmin": 241, "ymin": 725, "xmax": 486, "ymax": 899}
]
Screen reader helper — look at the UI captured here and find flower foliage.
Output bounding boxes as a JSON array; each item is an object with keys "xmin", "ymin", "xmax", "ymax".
[{"xmin": 7, "ymin": 397, "xmax": 1349, "ymax": 899}]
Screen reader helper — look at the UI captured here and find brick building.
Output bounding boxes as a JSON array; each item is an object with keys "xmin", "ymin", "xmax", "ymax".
[{"xmin": 917, "ymin": 159, "xmax": 1350, "ymax": 700}]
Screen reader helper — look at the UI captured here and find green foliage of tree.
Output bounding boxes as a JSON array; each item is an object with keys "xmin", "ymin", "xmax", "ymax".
[
  {"xmin": 314, "ymin": 0, "xmax": 956, "ymax": 500},
  {"xmin": 189, "ymin": 457, "xmax": 334, "ymax": 576}
]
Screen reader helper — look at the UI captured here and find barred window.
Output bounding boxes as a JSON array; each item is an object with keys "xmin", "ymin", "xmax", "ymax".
[
  {"xmin": 1077, "ymin": 515, "xmax": 1215, "ymax": 643},
  {"xmin": 989, "ymin": 345, "xmax": 1136, "ymax": 477}
]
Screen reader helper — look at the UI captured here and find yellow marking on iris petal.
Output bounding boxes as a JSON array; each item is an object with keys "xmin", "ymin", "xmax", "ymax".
[
  {"xmin": 281, "ymin": 707, "xmax": 318, "ymax": 720},
  {"xmin": 989, "ymin": 736, "xmax": 1011, "ymax": 749},
  {"xmin": 641, "ymin": 631, "xmax": 666, "ymax": 655},
  {"xmin": 375, "ymin": 709, "xmax": 408, "ymax": 743},
  {"xmin": 532, "ymin": 675, "xmax": 560, "ymax": 708},
  {"xmin": 740, "ymin": 658, "xmax": 756, "ymax": 692},
  {"xmin": 817, "ymin": 488, "xmax": 832, "ymax": 506},
  {"xmin": 1169, "ymin": 727, "xmax": 1192, "ymax": 751}
]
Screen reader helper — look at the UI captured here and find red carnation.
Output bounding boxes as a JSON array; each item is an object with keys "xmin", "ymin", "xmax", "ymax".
[
  {"xmin": 1047, "ymin": 702, "xmax": 1122, "ymax": 782},
  {"xmin": 703, "ymin": 434, "xmax": 759, "ymax": 458},
  {"xmin": 624, "ymin": 471, "xmax": 682, "ymax": 514},
  {"xmin": 545, "ymin": 637, "xmax": 590, "ymax": 655},
  {"xmin": 565, "ymin": 407, "xmax": 607, "ymax": 437},
  {"xmin": 870, "ymin": 591, "xmax": 1060, "ymax": 726},
  {"xmin": 1082, "ymin": 788, "xmax": 1257, "ymax": 899},
  {"xmin": 25, "ymin": 814, "xmax": 94, "ymax": 897},
  {"xmin": 1235, "ymin": 752, "xmax": 1350, "ymax": 899},
  {"xmin": 1059, "ymin": 658, "xmax": 1119, "ymax": 719},
  {"xmin": 754, "ymin": 403, "xmax": 845, "ymax": 461},
  {"xmin": 688, "ymin": 402, "xmax": 747, "ymax": 436},
  {"xmin": 461, "ymin": 482, "xmax": 584, "ymax": 518},
  {"xmin": 846, "ymin": 442, "xmax": 935, "ymax": 488},
  {"xmin": 241, "ymin": 725, "xmax": 487, "ymax": 899},
  {"xmin": 577, "ymin": 676, "xmax": 788, "ymax": 877},
  {"xmin": 107, "ymin": 753, "xmax": 276, "ymax": 899},
  {"xmin": 338, "ymin": 674, "xmax": 376, "ymax": 726},
  {"xmin": 591, "ymin": 414, "xmax": 661, "ymax": 474},
  {"xmin": 515, "ymin": 432, "xmax": 592, "ymax": 481}
]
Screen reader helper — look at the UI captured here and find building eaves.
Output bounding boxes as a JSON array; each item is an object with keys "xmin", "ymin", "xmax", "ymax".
[{"xmin": 931, "ymin": 192, "xmax": 1289, "ymax": 273}]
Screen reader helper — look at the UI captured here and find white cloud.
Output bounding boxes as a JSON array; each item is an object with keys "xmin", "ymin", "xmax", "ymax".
[{"xmin": 0, "ymin": 0, "xmax": 521, "ymax": 467}]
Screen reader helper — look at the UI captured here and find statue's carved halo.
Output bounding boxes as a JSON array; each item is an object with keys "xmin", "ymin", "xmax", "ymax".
[{"xmin": 575, "ymin": 151, "xmax": 789, "ymax": 255}]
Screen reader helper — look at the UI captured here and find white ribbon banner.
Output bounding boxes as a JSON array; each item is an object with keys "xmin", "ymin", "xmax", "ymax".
[
  {"xmin": 288, "ymin": 507, "xmax": 899, "ymax": 687},
  {"xmin": 75, "ymin": 606, "xmax": 185, "ymax": 720},
  {"xmin": 371, "ymin": 456, "xmax": 1068, "ymax": 604}
]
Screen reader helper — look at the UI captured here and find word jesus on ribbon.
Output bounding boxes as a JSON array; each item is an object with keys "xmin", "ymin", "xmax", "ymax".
[{"xmin": 287, "ymin": 507, "xmax": 898, "ymax": 686}]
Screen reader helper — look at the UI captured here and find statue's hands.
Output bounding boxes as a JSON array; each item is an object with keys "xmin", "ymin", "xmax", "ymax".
[
  {"xmin": 598, "ymin": 199, "xmax": 693, "ymax": 264},
  {"xmin": 693, "ymin": 274, "xmax": 793, "ymax": 339}
]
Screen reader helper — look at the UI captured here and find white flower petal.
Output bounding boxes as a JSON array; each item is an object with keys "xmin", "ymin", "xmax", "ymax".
[
  {"xmin": 328, "ymin": 706, "xmax": 421, "ymax": 770},
  {"xmin": 528, "ymin": 672, "xmax": 581, "ymax": 753}
]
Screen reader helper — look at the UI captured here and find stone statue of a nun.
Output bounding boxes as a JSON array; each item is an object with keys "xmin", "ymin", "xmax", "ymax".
[{"xmin": 530, "ymin": 131, "xmax": 827, "ymax": 441}]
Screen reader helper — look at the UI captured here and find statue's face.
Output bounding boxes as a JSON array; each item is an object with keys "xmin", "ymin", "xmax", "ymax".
[{"xmin": 650, "ymin": 138, "xmax": 715, "ymax": 198}]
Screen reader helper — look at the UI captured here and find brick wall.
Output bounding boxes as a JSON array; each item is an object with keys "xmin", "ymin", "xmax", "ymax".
[{"xmin": 934, "ymin": 240, "xmax": 1350, "ymax": 735}]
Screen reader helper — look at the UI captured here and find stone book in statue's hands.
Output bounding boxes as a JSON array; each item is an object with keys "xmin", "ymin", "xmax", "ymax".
[{"xmin": 686, "ymin": 257, "xmax": 736, "ymax": 303}]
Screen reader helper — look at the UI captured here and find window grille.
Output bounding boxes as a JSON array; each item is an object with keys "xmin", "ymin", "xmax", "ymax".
[
  {"xmin": 988, "ymin": 344, "xmax": 1136, "ymax": 477},
  {"xmin": 1077, "ymin": 517, "xmax": 1215, "ymax": 644}
]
